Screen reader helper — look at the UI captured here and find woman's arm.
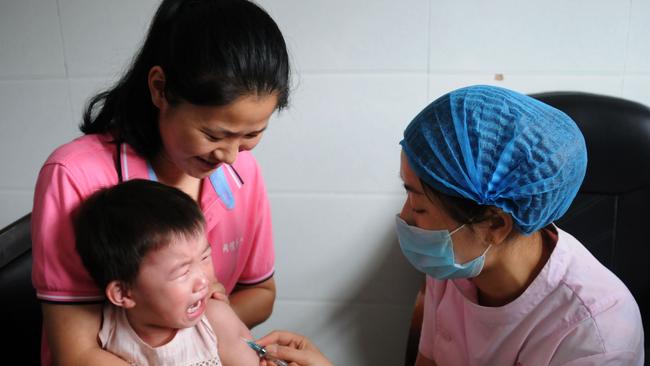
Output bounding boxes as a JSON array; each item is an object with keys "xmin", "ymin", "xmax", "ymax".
[
  {"xmin": 42, "ymin": 303, "xmax": 129, "ymax": 365},
  {"xmin": 205, "ymin": 299, "xmax": 259, "ymax": 366},
  {"xmin": 229, "ymin": 277, "xmax": 276, "ymax": 328},
  {"xmin": 34, "ymin": 162, "xmax": 129, "ymax": 365}
]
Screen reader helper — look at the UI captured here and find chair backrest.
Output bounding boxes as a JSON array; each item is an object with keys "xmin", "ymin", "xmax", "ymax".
[
  {"xmin": 532, "ymin": 92, "xmax": 650, "ymax": 353},
  {"xmin": 403, "ymin": 92, "xmax": 650, "ymax": 364},
  {"xmin": 0, "ymin": 213, "xmax": 41, "ymax": 363}
]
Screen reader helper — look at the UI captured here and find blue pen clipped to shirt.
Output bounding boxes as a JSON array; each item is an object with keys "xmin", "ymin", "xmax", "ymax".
[{"xmin": 241, "ymin": 338, "xmax": 289, "ymax": 366}]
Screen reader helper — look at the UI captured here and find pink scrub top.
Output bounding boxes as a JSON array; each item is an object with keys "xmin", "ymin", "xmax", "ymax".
[
  {"xmin": 419, "ymin": 226, "xmax": 644, "ymax": 365},
  {"xmin": 32, "ymin": 134, "xmax": 275, "ymax": 363}
]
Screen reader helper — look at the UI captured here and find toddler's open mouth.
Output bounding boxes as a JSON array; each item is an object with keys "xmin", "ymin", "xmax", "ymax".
[{"xmin": 187, "ymin": 299, "xmax": 203, "ymax": 315}]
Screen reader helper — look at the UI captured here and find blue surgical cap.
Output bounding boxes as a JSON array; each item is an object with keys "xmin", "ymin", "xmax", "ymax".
[{"xmin": 400, "ymin": 85, "xmax": 587, "ymax": 234}]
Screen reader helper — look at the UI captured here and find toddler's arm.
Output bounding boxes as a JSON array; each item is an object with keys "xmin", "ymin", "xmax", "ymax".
[{"xmin": 205, "ymin": 299, "xmax": 260, "ymax": 366}]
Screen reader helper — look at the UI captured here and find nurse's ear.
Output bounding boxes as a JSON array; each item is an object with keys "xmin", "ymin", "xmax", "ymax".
[
  {"xmin": 483, "ymin": 207, "xmax": 514, "ymax": 247},
  {"xmin": 106, "ymin": 280, "xmax": 136, "ymax": 309}
]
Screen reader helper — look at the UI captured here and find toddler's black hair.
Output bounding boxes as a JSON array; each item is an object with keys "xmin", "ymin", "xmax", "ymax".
[{"xmin": 74, "ymin": 179, "xmax": 205, "ymax": 289}]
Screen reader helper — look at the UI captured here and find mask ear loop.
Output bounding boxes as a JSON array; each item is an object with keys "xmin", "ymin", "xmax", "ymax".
[
  {"xmin": 450, "ymin": 218, "xmax": 492, "ymax": 257},
  {"xmin": 470, "ymin": 213, "xmax": 500, "ymax": 256},
  {"xmin": 469, "ymin": 216, "xmax": 494, "ymax": 258},
  {"xmin": 481, "ymin": 244, "xmax": 493, "ymax": 256},
  {"xmin": 449, "ymin": 223, "xmax": 466, "ymax": 236},
  {"xmin": 449, "ymin": 215, "xmax": 477, "ymax": 236}
]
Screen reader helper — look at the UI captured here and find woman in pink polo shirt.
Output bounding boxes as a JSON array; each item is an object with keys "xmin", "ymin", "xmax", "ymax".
[
  {"xmin": 31, "ymin": 0, "xmax": 288, "ymax": 364},
  {"xmin": 397, "ymin": 85, "xmax": 644, "ymax": 365}
]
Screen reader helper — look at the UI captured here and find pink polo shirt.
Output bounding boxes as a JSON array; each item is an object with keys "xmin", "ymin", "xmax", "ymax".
[
  {"xmin": 32, "ymin": 134, "xmax": 275, "ymax": 362},
  {"xmin": 419, "ymin": 226, "xmax": 644, "ymax": 365}
]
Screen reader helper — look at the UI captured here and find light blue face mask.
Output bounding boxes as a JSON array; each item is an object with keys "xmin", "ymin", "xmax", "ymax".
[{"xmin": 395, "ymin": 215, "xmax": 491, "ymax": 280}]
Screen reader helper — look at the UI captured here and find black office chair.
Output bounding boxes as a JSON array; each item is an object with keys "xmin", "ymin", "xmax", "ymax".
[
  {"xmin": 533, "ymin": 92, "xmax": 650, "ymax": 355},
  {"xmin": 0, "ymin": 213, "xmax": 41, "ymax": 364},
  {"xmin": 404, "ymin": 91, "xmax": 650, "ymax": 364}
]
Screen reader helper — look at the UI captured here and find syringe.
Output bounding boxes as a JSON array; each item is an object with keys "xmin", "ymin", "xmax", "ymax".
[{"xmin": 241, "ymin": 338, "xmax": 289, "ymax": 366}]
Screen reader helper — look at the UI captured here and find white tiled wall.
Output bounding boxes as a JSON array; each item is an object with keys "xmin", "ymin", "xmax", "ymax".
[
  {"xmin": 428, "ymin": 1, "xmax": 630, "ymax": 73},
  {"xmin": 1, "ymin": 0, "xmax": 648, "ymax": 364},
  {"xmin": 628, "ymin": 0, "xmax": 650, "ymax": 73},
  {"xmin": 258, "ymin": 0, "xmax": 430, "ymax": 72},
  {"xmin": 254, "ymin": 73, "xmax": 429, "ymax": 193},
  {"xmin": 0, "ymin": 0, "xmax": 65, "ymax": 78},
  {"xmin": 58, "ymin": 0, "xmax": 160, "ymax": 77}
]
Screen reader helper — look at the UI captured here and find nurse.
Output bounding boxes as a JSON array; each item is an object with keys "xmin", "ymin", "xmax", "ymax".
[
  {"xmin": 397, "ymin": 85, "xmax": 644, "ymax": 365},
  {"xmin": 255, "ymin": 86, "xmax": 644, "ymax": 366}
]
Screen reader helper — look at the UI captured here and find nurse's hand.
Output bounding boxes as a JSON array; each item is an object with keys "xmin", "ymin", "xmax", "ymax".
[
  {"xmin": 256, "ymin": 330, "xmax": 333, "ymax": 366},
  {"xmin": 209, "ymin": 280, "xmax": 229, "ymax": 304}
]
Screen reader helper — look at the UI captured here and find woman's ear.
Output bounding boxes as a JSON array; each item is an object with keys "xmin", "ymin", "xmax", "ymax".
[
  {"xmin": 106, "ymin": 281, "xmax": 136, "ymax": 309},
  {"xmin": 484, "ymin": 207, "xmax": 514, "ymax": 246},
  {"xmin": 148, "ymin": 65, "xmax": 167, "ymax": 109}
]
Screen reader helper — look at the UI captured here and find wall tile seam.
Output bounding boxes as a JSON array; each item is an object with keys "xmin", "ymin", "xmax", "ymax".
[
  {"xmin": 277, "ymin": 71, "xmax": 650, "ymax": 78},
  {"xmin": 425, "ymin": 0, "xmax": 432, "ymax": 99},
  {"xmin": 426, "ymin": 71, "xmax": 642, "ymax": 77},
  {"xmin": 296, "ymin": 70, "xmax": 428, "ymax": 77},
  {"xmin": 273, "ymin": 298, "xmax": 415, "ymax": 309},
  {"xmin": 620, "ymin": 0, "xmax": 634, "ymax": 94},
  {"xmin": 622, "ymin": 72, "xmax": 650, "ymax": 77},
  {"xmin": 65, "ymin": 71, "xmax": 130, "ymax": 79},
  {"xmin": 427, "ymin": 70, "xmax": 637, "ymax": 76},
  {"xmin": 2, "ymin": 73, "xmax": 648, "ymax": 82},
  {"xmin": 0, "ymin": 76, "xmax": 69, "ymax": 83},
  {"xmin": 0, "ymin": 187, "xmax": 35, "ymax": 193},
  {"xmin": 54, "ymin": 0, "xmax": 69, "ymax": 79},
  {"xmin": 267, "ymin": 191, "xmax": 405, "ymax": 198},
  {"xmin": 58, "ymin": 68, "xmax": 650, "ymax": 78}
]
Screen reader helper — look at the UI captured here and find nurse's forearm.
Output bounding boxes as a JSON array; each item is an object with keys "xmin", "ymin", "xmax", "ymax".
[{"xmin": 230, "ymin": 277, "xmax": 276, "ymax": 328}]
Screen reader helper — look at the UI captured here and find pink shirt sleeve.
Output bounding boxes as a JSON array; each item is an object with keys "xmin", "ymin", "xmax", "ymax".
[
  {"xmin": 236, "ymin": 161, "xmax": 275, "ymax": 285},
  {"xmin": 418, "ymin": 277, "xmax": 437, "ymax": 360},
  {"xmin": 32, "ymin": 163, "xmax": 103, "ymax": 302}
]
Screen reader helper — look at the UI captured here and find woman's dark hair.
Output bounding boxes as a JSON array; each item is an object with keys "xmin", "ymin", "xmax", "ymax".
[
  {"xmin": 81, "ymin": 0, "xmax": 290, "ymax": 160},
  {"xmin": 74, "ymin": 179, "xmax": 205, "ymax": 289},
  {"xmin": 419, "ymin": 178, "xmax": 492, "ymax": 226}
]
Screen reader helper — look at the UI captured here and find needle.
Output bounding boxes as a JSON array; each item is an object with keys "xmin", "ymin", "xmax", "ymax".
[{"xmin": 241, "ymin": 337, "xmax": 289, "ymax": 366}]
